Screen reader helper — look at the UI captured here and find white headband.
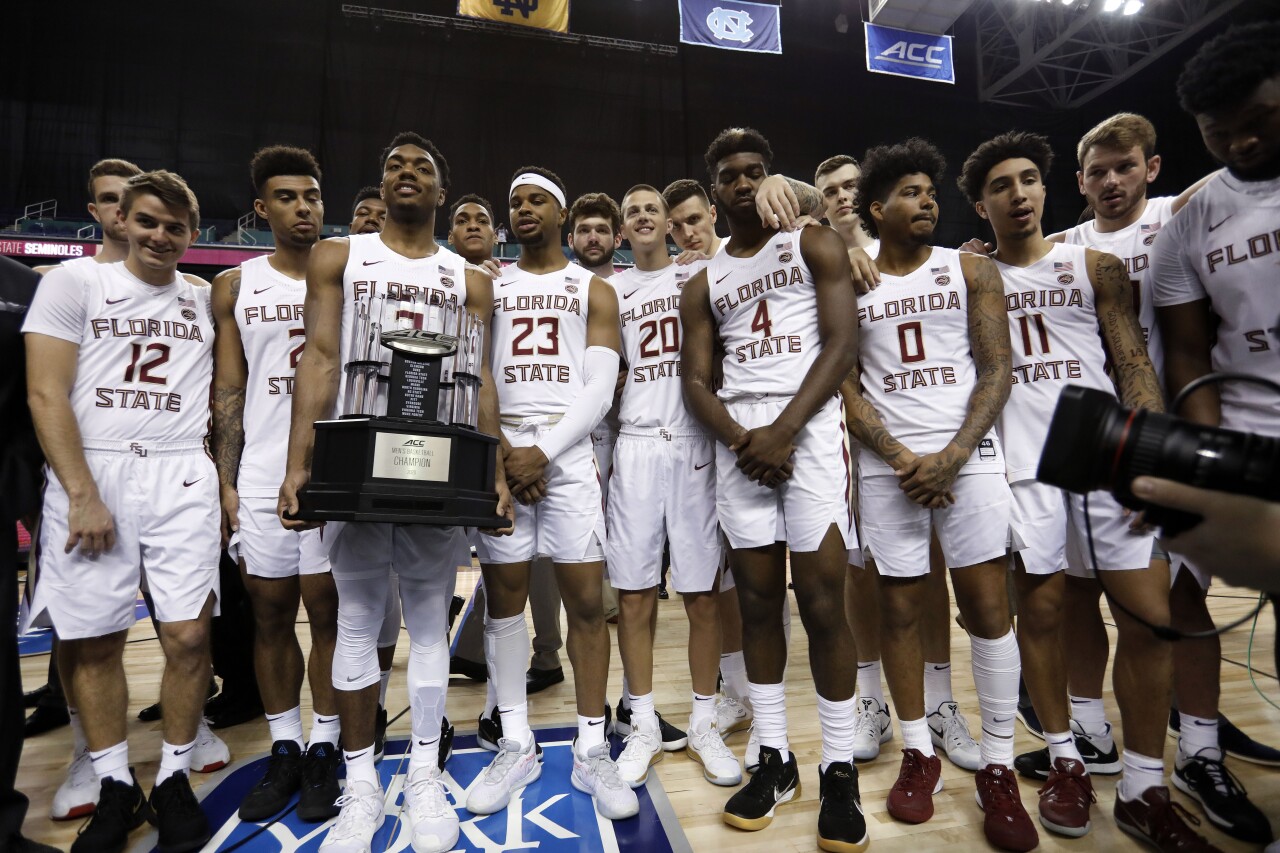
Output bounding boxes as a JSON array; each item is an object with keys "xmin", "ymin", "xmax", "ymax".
[{"xmin": 510, "ymin": 173, "xmax": 566, "ymax": 209}]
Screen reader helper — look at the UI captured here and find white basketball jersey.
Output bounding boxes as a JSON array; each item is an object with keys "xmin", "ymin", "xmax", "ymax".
[
  {"xmin": 706, "ymin": 230, "xmax": 822, "ymax": 398},
  {"xmin": 489, "ymin": 262, "xmax": 592, "ymax": 418},
  {"xmin": 235, "ymin": 256, "xmax": 307, "ymax": 498},
  {"xmin": 1151, "ymin": 172, "xmax": 1280, "ymax": 437},
  {"xmin": 1062, "ymin": 196, "xmax": 1176, "ymax": 379},
  {"xmin": 615, "ymin": 260, "xmax": 708, "ymax": 430},
  {"xmin": 856, "ymin": 247, "xmax": 1002, "ymax": 476},
  {"xmin": 995, "ymin": 243, "xmax": 1113, "ymax": 482},
  {"xmin": 22, "ymin": 260, "xmax": 214, "ymax": 443},
  {"xmin": 338, "ymin": 234, "xmax": 469, "ymax": 415}
]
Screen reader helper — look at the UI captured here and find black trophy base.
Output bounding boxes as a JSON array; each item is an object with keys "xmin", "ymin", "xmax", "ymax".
[{"xmin": 294, "ymin": 416, "xmax": 508, "ymax": 528}]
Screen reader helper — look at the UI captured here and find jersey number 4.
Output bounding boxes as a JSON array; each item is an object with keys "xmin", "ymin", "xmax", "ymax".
[
  {"xmin": 123, "ymin": 342, "xmax": 170, "ymax": 385},
  {"xmin": 512, "ymin": 317, "xmax": 560, "ymax": 356}
]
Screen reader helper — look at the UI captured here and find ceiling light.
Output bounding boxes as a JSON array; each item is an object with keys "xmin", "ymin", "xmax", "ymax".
[
  {"xmin": 1122, "ymin": 0, "xmax": 1143, "ymax": 13},
  {"xmin": 1103, "ymin": 0, "xmax": 1124, "ymax": 11}
]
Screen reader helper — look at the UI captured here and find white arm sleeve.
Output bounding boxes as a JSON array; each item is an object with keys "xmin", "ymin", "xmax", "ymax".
[
  {"xmin": 21, "ymin": 265, "xmax": 88, "ymax": 344},
  {"xmin": 535, "ymin": 345, "xmax": 620, "ymax": 461}
]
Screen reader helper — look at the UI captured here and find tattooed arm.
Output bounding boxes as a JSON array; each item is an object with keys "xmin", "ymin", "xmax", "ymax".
[
  {"xmin": 1089, "ymin": 248, "xmax": 1165, "ymax": 413},
  {"xmin": 211, "ymin": 268, "xmax": 247, "ymax": 545},
  {"xmin": 840, "ymin": 369, "xmax": 914, "ymax": 469},
  {"xmin": 896, "ymin": 255, "xmax": 1013, "ymax": 507},
  {"xmin": 756, "ymin": 174, "xmax": 824, "ymax": 230}
]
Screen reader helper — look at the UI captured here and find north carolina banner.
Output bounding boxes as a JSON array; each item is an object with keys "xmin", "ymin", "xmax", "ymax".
[
  {"xmin": 679, "ymin": 0, "xmax": 782, "ymax": 54},
  {"xmin": 458, "ymin": 0, "xmax": 569, "ymax": 33}
]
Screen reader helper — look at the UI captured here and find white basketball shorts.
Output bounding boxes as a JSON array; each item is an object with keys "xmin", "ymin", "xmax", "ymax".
[
  {"xmin": 1009, "ymin": 480, "xmax": 1154, "ymax": 576},
  {"xmin": 228, "ymin": 495, "xmax": 330, "ymax": 579},
  {"xmin": 475, "ymin": 418, "xmax": 606, "ymax": 565},
  {"xmin": 717, "ymin": 395, "xmax": 854, "ymax": 554},
  {"xmin": 30, "ymin": 441, "xmax": 220, "ymax": 640},
  {"xmin": 327, "ymin": 520, "xmax": 466, "ymax": 582},
  {"xmin": 606, "ymin": 428, "xmax": 723, "ymax": 593},
  {"xmin": 860, "ymin": 472, "xmax": 1013, "ymax": 578},
  {"xmin": 593, "ymin": 430, "xmax": 616, "ymax": 505}
]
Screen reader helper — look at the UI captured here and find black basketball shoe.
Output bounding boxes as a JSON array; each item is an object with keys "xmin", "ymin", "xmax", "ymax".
[
  {"xmin": 238, "ymin": 740, "xmax": 303, "ymax": 821},
  {"xmin": 723, "ymin": 745, "xmax": 800, "ymax": 831},
  {"xmin": 149, "ymin": 773, "xmax": 211, "ymax": 853},
  {"xmin": 70, "ymin": 773, "xmax": 153, "ymax": 853},
  {"xmin": 818, "ymin": 761, "xmax": 870, "ymax": 852},
  {"xmin": 296, "ymin": 741, "xmax": 342, "ymax": 822}
]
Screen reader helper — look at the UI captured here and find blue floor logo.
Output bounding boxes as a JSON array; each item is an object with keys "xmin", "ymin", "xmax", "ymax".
[{"xmin": 131, "ymin": 729, "xmax": 690, "ymax": 852}]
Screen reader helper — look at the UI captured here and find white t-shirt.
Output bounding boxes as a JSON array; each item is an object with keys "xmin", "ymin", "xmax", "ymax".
[
  {"xmin": 22, "ymin": 260, "xmax": 214, "ymax": 444},
  {"xmin": 1150, "ymin": 172, "xmax": 1280, "ymax": 437}
]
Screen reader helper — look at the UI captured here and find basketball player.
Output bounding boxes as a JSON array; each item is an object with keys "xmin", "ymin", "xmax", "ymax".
[
  {"xmin": 469, "ymin": 167, "xmax": 638, "ymax": 821},
  {"xmin": 1032, "ymin": 112, "xmax": 1272, "ymax": 844},
  {"xmin": 607, "ymin": 184, "xmax": 741, "ymax": 789},
  {"xmin": 24, "ymin": 170, "xmax": 217, "ymax": 853},
  {"xmin": 958, "ymin": 131, "xmax": 1215, "ymax": 849},
  {"xmin": 211, "ymin": 146, "xmax": 342, "ymax": 823},
  {"xmin": 681, "ymin": 128, "xmax": 867, "ymax": 851},
  {"xmin": 665, "ymin": 179, "xmax": 722, "ymax": 262},
  {"xmin": 33, "ymin": 160, "xmax": 139, "ymax": 275},
  {"xmin": 844, "ymin": 139, "xmax": 1035, "ymax": 849},
  {"xmin": 1150, "ymin": 23, "xmax": 1280, "ymax": 845},
  {"xmin": 815, "ymin": 154, "xmax": 981, "ymax": 769},
  {"xmin": 280, "ymin": 132, "xmax": 510, "ymax": 853},
  {"xmin": 349, "ymin": 187, "xmax": 386, "ymax": 235}
]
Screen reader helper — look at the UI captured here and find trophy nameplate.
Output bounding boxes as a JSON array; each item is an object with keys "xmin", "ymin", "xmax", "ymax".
[{"xmin": 293, "ymin": 292, "xmax": 508, "ymax": 528}]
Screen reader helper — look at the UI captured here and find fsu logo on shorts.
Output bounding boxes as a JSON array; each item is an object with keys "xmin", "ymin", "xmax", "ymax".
[
  {"xmin": 1057, "ymin": 273, "xmax": 1075, "ymax": 284},
  {"xmin": 566, "ymin": 284, "xmax": 578, "ymax": 293},
  {"xmin": 181, "ymin": 308, "xmax": 197, "ymax": 321},
  {"xmin": 934, "ymin": 275, "xmax": 950, "ymax": 286},
  {"xmin": 441, "ymin": 276, "xmax": 455, "ymax": 289}
]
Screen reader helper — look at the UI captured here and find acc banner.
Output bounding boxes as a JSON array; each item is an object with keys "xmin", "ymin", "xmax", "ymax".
[
  {"xmin": 458, "ymin": 0, "xmax": 569, "ymax": 33},
  {"xmin": 679, "ymin": 0, "xmax": 782, "ymax": 54},
  {"xmin": 864, "ymin": 22, "xmax": 954, "ymax": 84}
]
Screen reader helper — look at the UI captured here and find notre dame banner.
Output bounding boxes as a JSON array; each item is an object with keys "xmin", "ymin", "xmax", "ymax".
[{"xmin": 458, "ymin": 0, "xmax": 569, "ymax": 33}]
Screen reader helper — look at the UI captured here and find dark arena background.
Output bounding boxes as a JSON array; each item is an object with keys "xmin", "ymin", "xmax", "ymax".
[{"xmin": 5, "ymin": 1, "xmax": 1279, "ymax": 852}]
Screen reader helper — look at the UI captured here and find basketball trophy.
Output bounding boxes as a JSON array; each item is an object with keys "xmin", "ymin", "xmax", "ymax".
[{"xmin": 293, "ymin": 292, "xmax": 508, "ymax": 528}]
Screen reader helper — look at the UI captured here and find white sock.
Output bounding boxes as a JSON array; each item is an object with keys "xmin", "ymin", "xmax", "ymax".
[
  {"xmin": 627, "ymin": 690, "xmax": 657, "ymax": 732},
  {"xmin": 68, "ymin": 707, "xmax": 88, "ymax": 754},
  {"xmin": 899, "ymin": 717, "xmax": 934, "ymax": 756},
  {"xmin": 970, "ymin": 630, "xmax": 1020, "ymax": 769},
  {"xmin": 923, "ymin": 661, "xmax": 954, "ymax": 715},
  {"xmin": 344, "ymin": 745, "xmax": 379, "ymax": 789},
  {"xmin": 408, "ymin": 638, "xmax": 448, "ymax": 756},
  {"xmin": 856, "ymin": 660, "xmax": 885, "ymax": 706},
  {"xmin": 485, "ymin": 613, "xmax": 531, "ymax": 745},
  {"xmin": 1177, "ymin": 713, "xmax": 1222, "ymax": 763},
  {"xmin": 484, "ymin": 672, "xmax": 498, "ymax": 718},
  {"xmin": 748, "ymin": 681, "xmax": 789, "ymax": 760},
  {"xmin": 378, "ymin": 668, "xmax": 392, "ymax": 708},
  {"xmin": 156, "ymin": 739, "xmax": 195, "ymax": 785},
  {"xmin": 266, "ymin": 706, "xmax": 306, "ymax": 750},
  {"xmin": 410, "ymin": 731, "xmax": 440, "ymax": 773},
  {"xmin": 90, "ymin": 741, "xmax": 131, "ymax": 785},
  {"xmin": 577, "ymin": 714, "xmax": 607, "ymax": 756},
  {"xmin": 817, "ymin": 694, "xmax": 857, "ymax": 770},
  {"xmin": 1046, "ymin": 730, "xmax": 1084, "ymax": 765},
  {"xmin": 1069, "ymin": 694, "xmax": 1110, "ymax": 740},
  {"xmin": 1118, "ymin": 750, "xmax": 1165, "ymax": 802},
  {"xmin": 690, "ymin": 691, "xmax": 716, "ymax": 731},
  {"xmin": 310, "ymin": 711, "xmax": 341, "ymax": 748},
  {"xmin": 720, "ymin": 652, "xmax": 749, "ymax": 705}
]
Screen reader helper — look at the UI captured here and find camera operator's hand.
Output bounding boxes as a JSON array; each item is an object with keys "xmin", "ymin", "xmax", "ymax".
[
  {"xmin": 1132, "ymin": 477, "xmax": 1280, "ymax": 588},
  {"xmin": 893, "ymin": 447, "xmax": 959, "ymax": 509}
]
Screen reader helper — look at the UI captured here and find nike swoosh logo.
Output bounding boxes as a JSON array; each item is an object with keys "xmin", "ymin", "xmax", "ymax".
[
  {"xmin": 931, "ymin": 664, "xmax": 949, "ymax": 670},
  {"xmin": 1207, "ymin": 215, "xmax": 1233, "ymax": 232},
  {"xmin": 715, "ymin": 273, "xmax": 732, "ymax": 284},
  {"xmin": 623, "ymin": 289, "xmax": 638, "ymax": 300},
  {"xmin": 694, "ymin": 461, "xmax": 712, "ymax": 470},
  {"xmin": 253, "ymin": 287, "xmax": 274, "ymax": 294},
  {"xmin": 993, "ymin": 715, "xmax": 1014, "ymax": 723},
  {"xmin": 182, "ymin": 478, "xmax": 204, "ymax": 487},
  {"xmin": 347, "ymin": 750, "xmax": 368, "ymax": 760},
  {"xmin": 106, "ymin": 297, "xmax": 130, "ymax": 304},
  {"xmin": 174, "ymin": 745, "xmax": 195, "ymax": 756},
  {"xmin": 587, "ymin": 719, "xmax": 604, "ymax": 727},
  {"xmin": 362, "ymin": 260, "xmax": 385, "ymax": 266}
]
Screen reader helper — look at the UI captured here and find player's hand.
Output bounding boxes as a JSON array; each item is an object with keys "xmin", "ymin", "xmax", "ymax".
[
  {"xmin": 66, "ymin": 492, "xmax": 115, "ymax": 558},
  {"xmin": 756, "ymin": 175, "xmax": 800, "ymax": 230},
  {"xmin": 278, "ymin": 468, "xmax": 321, "ymax": 531},
  {"xmin": 482, "ymin": 478, "xmax": 516, "ymax": 535},
  {"xmin": 895, "ymin": 446, "xmax": 963, "ymax": 507},
  {"xmin": 793, "ymin": 214, "xmax": 822, "ymax": 230},
  {"xmin": 219, "ymin": 484, "xmax": 240, "ymax": 548},
  {"xmin": 959, "ymin": 238, "xmax": 995, "ymax": 256},
  {"xmin": 481, "ymin": 258, "xmax": 503, "ymax": 279},
  {"xmin": 675, "ymin": 248, "xmax": 711, "ymax": 266},
  {"xmin": 848, "ymin": 247, "xmax": 881, "ymax": 294},
  {"xmin": 515, "ymin": 478, "xmax": 547, "ymax": 505},
  {"xmin": 731, "ymin": 424, "xmax": 796, "ymax": 486},
  {"xmin": 504, "ymin": 446, "xmax": 549, "ymax": 491}
]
